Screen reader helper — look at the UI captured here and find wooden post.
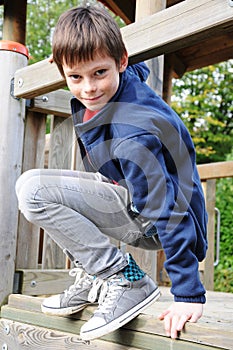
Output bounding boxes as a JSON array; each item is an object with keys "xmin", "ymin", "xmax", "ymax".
[
  {"xmin": 199, "ymin": 180, "xmax": 216, "ymax": 290},
  {"xmin": 0, "ymin": 0, "xmax": 28, "ymax": 305},
  {"xmin": 135, "ymin": 0, "xmax": 166, "ymax": 97},
  {"xmin": 0, "ymin": 41, "xmax": 28, "ymax": 305},
  {"xmin": 42, "ymin": 116, "xmax": 74, "ymax": 269},
  {"xmin": 3, "ymin": 0, "xmax": 27, "ymax": 44},
  {"xmin": 16, "ymin": 111, "xmax": 47, "ymax": 270},
  {"xmin": 123, "ymin": 0, "xmax": 166, "ymax": 282}
]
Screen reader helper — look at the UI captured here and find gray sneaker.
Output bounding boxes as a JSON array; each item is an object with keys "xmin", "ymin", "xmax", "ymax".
[
  {"xmin": 41, "ymin": 264, "xmax": 103, "ymax": 316},
  {"xmin": 80, "ymin": 272, "xmax": 160, "ymax": 340}
]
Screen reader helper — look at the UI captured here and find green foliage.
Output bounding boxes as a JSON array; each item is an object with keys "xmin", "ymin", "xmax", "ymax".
[
  {"xmin": 26, "ymin": 0, "xmax": 97, "ymax": 64},
  {"xmin": 172, "ymin": 61, "xmax": 233, "ymax": 164},
  {"xmin": 214, "ymin": 152, "xmax": 233, "ymax": 293}
]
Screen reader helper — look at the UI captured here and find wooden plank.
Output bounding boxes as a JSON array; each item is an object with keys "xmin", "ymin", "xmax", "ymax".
[
  {"xmin": 29, "ymin": 89, "xmax": 72, "ymax": 118},
  {"xmin": 41, "ymin": 116, "xmax": 74, "ymax": 270},
  {"xmin": 18, "ymin": 269, "xmax": 74, "ymax": 296},
  {"xmin": 14, "ymin": 58, "xmax": 64, "ymax": 98},
  {"xmin": 197, "ymin": 161, "xmax": 233, "ymax": 180},
  {"xmin": 0, "ymin": 49, "xmax": 27, "ymax": 306},
  {"xmin": 16, "ymin": 111, "xmax": 46, "ymax": 269},
  {"xmin": 13, "ymin": 0, "xmax": 233, "ymax": 98},
  {"xmin": 199, "ymin": 180, "xmax": 216, "ymax": 290},
  {"xmin": 180, "ymin": 32, "xmax": 233, "ymax": 73},
  {"xmin": 122, "ymin": 0, "xmax": 233, "ymax": 63},
  {"xmin": 0, "ymin": 308, "xmax": 222, "ymax": 350},
  {"xmin": 2, "ymin": 288, "xmax": 233, "ymax": 350},
  {"xmin": 0, "ymin": 319, "xmax": 140, "ymax": 350},
  {"xmin": 99, "ymin": 0, "xmax": 135, "ymax": 24}
]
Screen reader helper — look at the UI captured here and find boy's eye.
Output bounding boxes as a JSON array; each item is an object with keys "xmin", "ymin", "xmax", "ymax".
[
  {"xmin": 71, "ymin": 74, "xmax": 81, "ymax": 80},
  {"xmin": 95, "ymin": 69, "xmax": 106, "ymax": 76}
]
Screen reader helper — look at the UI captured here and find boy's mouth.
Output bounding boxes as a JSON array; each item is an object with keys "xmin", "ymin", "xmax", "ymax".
[{"xmin": 82, "ymin": 94, "xmax": 104, "ymax": 102}]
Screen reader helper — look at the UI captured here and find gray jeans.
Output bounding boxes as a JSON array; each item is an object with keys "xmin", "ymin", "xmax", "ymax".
[{"xmin": 16, "ymin": 169, "xmax": 161, "ymax": 279}]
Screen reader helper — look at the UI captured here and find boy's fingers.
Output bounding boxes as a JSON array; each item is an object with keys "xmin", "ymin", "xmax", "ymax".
[
  {"xmin": 164, "ymin": 314, "xmax": 172, "ymax": 337},
  {"xmin": 158, "ymin": 309, "xmax": 170, "ymax": 320},
  {"xmin": 188, "ymin": 312, "xmax": 200, "ymax": 323},
  {"xmin": 176, "ymin": 314, "xmax": 191, "ymax": 331},
  {"xmin": 170, "ymin": 315, "xmax": 180, "ymax": 339}
]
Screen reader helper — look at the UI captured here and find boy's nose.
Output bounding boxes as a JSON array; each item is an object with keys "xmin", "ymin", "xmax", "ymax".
[{"xmin": 83, "ymin": 79, "xmax": 96, "ymax": 93}]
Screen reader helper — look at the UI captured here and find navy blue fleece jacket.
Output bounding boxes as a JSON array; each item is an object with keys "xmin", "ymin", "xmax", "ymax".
[{"xmin": 71, "ymin": 63, "xmax": 208, "ymax": 303}]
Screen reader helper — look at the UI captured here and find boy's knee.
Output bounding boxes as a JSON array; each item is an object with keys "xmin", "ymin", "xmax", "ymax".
[
  {"xmin": 16, "ymin": 171, "xmax": 42, "ymax": 220},
  {"xmin": 15, "ymin": 169, "xmax": 41, "ymax": 198}
]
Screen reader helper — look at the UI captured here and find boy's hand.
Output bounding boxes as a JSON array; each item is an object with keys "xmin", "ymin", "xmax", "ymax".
[{"xmin": 158, "ymin": 302, "xmax": 203, "ymax": 339}]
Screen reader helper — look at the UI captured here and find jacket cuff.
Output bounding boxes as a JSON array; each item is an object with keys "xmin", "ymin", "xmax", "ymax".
[{"xmin": 174, "ymin": 294, "xmax": 206, "ymax": 304}]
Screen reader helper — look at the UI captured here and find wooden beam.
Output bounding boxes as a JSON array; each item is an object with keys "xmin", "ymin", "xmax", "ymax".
[
  {"xmin": 122, "ymin": 0, "xmax": 233, "ymax": 64},
  {"xmin": 16, "ymin": 269, "xmax": 73, "ymax": 295},
  {"xmin": 197, "ymin": 161, "xmax": 233, "ymax": 180},
  {"xmin": 178, "ymin": 31, "xmax": 233, "ymax": 73},
  {"xmin": 14, "ymin": 58, "xmax": 65, "ymax": 99},
  {"xmin": 29, "ymin": 89, "xmax": 72, "ymax": 118},
  {"xmin": 14, "ymin": 0, "xmax": 233, "ymax": 99},
  {"xmin": 99, "ymin": 0, "xmax": 135, "ymax": 24}
]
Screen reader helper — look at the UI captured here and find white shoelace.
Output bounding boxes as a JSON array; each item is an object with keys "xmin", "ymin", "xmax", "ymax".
[
  {"xmin": 96, "ymin": 275, "xmax": 126, "ymax": 314},
  {"xmin": 64, "ymin": 266, "xmax": 103, "ymax": 303}
]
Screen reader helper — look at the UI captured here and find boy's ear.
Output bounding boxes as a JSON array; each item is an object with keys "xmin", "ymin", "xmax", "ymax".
[{"xmin": 119, "ymin": 52, "xmax": 128, "ymax": 72}]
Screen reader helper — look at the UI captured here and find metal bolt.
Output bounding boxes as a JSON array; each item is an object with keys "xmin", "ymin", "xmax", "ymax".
[
  {"xmin": 30, "ymin": 280, "xmax": 37, "ymax": 288},
  {"xmin": 17, "ymin": 78, "xmax": 24, "ymax": 88},
  {"xmin": 42, "ymin": 96, "xmax": 49, "ymax": 102},
  {"xmin": 229, "ymin": 0, "xmax": 233, "ymax": 7},
  {"xmin": 18, "ymin": 78, "xmax": 23, "ymax": 87},
  {"xmin": 2, "ymin": 344, "xmax": 8, "ymax": 350},
  {"xmin": 3, "ymin": 325, "xmax": 10, "ymax": 335}
]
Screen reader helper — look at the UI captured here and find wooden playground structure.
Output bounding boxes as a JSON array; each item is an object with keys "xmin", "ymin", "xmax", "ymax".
[{"xmin": 0, "ymin": 0, "xmax": 233, "ymax": 349}]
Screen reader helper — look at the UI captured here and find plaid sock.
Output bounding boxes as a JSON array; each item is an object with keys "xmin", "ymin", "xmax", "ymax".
[{"xmin": 122, "ymin": 254, "xmax": 145, "ymax": 282}]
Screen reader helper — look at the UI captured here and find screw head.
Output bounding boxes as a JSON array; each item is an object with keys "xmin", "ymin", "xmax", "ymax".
[
  {"xmin": 2, "ymin": 344, "xmax": 8, "ymax": 350},
  {"xmin": 17, "ymin": 78, "xmax": 24, "ymax": 87},
  {"xmin": 3, "ymin": 325, "xmax": 10, "ymax": 335},
  {"xmin": 30, "ymin": 280, "xmax": 37, "ymax": 287}
]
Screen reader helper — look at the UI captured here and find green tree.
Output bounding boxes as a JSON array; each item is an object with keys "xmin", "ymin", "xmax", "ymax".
[
  {"xmin": 214, "ymin": 151, "xmax": 233, "ymax": 293},
  {"xmin": 26, "ymin": 0, "xmax": 99, "ymax": 64},
  {"xmin": 172, "ymin": 61, "xmax": 233, "ymax": 164}
]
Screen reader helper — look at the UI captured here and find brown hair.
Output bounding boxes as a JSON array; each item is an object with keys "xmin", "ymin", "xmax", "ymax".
[{"xmin": 52, "ymin": 6, "xmax": 127, "ymax": 76}]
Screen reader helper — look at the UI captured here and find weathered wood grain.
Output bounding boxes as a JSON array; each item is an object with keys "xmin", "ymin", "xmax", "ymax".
[
  {"xmin": 16, "ymin": 111, "xmax": 46, "ymax": 269},
  {"xmin": 13, "ymin": 0, "xmax": 233, "ymax": 98},
  {"xmin": 0, "ymin": 49, "xmax": 27, "ymax": 306},
  {"xmin": 18, "ymin": 269, "xmax": 74, "ymax": 296},
  {"xmin": 197, "ymin": 161, "xmax": 233, "ymax": 180},
  {"xmin": 30, "ymin": 89, "xmax": 72, "ymax": 118},
  {"xmin": 2, "ymin": 288, "xmax": 233, "ymax": 350},
  {"xmin": 0, "ymin": 319, "xmax": 140, "ymax": 350},
  {"xmin": 42, "ymin": 116, "xmax": 74, "ymax": 270}
]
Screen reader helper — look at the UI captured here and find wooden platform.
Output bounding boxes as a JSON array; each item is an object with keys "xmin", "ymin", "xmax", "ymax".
[{"xmin": 0, "ymin": 287, "xmax": 232, "ymax": 350}]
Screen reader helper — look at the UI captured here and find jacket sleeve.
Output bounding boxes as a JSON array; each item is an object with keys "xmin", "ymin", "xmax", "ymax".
[{"xmin": 114, "ymin": 134, "xmax": 206, "ymax": 303}]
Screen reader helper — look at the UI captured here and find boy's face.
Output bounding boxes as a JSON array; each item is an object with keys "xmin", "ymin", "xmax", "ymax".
[{"xmin": 63, "ymin": 52, "xmax": 128, "ymax": 111}]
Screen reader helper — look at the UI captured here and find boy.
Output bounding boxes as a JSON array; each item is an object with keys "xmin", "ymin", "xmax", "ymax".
[{"xmin": 16, "ymin": 6, "xmax": 208, "ymax": 341}]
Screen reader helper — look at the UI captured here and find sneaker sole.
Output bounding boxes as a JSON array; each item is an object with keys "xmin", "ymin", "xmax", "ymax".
[
  {"xmin": 80, "ymin": 287, "xmax": 161, "ymax": 340},
  {"xmin": 41, "ymin": 303, "xmax": 90, "ymax": 316}
]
